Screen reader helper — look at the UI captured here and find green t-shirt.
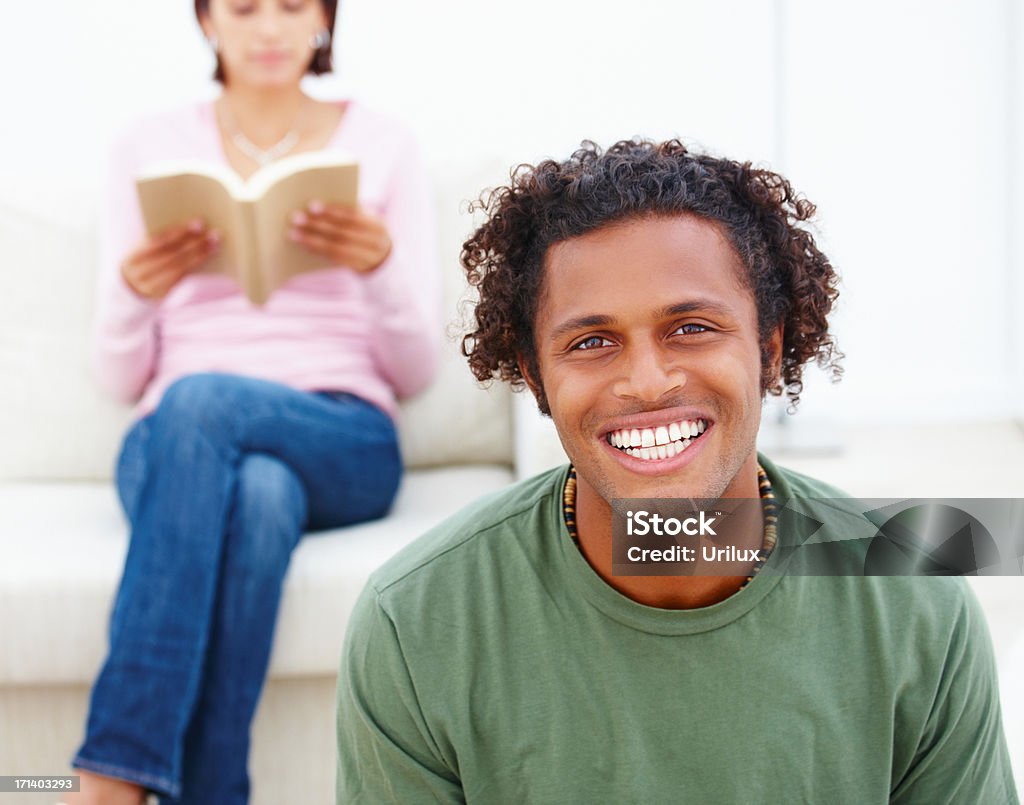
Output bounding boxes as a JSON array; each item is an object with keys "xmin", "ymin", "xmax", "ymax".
[{"xmin": 336, "ymin": 457, "xmax": 1018, "ymax": 804}]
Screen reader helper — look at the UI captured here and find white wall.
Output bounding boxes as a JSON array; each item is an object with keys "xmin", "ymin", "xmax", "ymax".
[
  {"xmin": 781, "ymin": 0, "xmax": 1018, "ymax": 424},
  {"xmin": 1013, "ymin": 0, "xmax": 1024, "ymax": 420},
  {"xmin": 0, "ymin": 0, "xmax": 1019, "ymax": 425}
]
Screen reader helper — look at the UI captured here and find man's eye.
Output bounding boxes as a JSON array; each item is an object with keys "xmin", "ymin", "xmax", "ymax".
[
  {"xmin": 573, "ymin": 336, "xmax": 612, "ymax": 351},
  {"xmin": 674, "ymin": 323, "xmax": 708, "ymax": 336}
]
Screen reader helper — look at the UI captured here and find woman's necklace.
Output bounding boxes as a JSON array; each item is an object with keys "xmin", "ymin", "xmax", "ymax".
[
  {"xmin": 232, "ymin": 128, "xmax": 298, "ymax": 166},
  {"xmin": 220, "ymin": 99, "xmax": 303, "ymax": 166}
]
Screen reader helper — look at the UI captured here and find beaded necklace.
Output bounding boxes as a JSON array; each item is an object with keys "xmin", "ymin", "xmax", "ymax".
[{"xmin": 562, "ymin": 465, "xmax": 778, "ymax": 590}]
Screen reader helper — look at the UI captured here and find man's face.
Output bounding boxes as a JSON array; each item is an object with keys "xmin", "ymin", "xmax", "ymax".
[{"xmin": 530, "ymin": 214, "xmax": 780, "ymax": 506}]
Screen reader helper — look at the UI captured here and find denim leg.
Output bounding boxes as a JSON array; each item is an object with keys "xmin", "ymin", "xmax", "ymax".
[
  {"xmin": 75, "ymin": 394, "xmax": 239, "ymax": 795},
  {"xmin": 114, "ymin": 416, "xmax": 150, "ymax": 525},
  {"xmin": 74, "ymin": 373, "xmax": 402, "ymax": 799},
  {"xmin": 170, "ymin": 454, "xmax": 307, "ymax": 805}
]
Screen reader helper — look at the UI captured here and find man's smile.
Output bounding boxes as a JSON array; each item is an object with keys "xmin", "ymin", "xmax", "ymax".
[
  {"xmin": 596, "ymin": 407, "xmax": 714, "ymax": 475},
  {"xmin": 605, "ymin": 416, "xmax": 709, "ymax": 461}
]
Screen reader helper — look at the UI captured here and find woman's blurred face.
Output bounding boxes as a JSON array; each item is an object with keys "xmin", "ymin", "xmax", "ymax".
[{"xmin": 202, "ymin": 0, "xmax": 328, "ymax": 88}]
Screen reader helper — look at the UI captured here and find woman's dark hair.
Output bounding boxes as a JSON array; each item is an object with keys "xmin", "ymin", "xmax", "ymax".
[
  {"xmin": 194, "ymin": 0, "xmax": 339, "ymax": 83},
  {"xmin": 461, "ymin": 139, "xmax": 842, "ymax": 414}
]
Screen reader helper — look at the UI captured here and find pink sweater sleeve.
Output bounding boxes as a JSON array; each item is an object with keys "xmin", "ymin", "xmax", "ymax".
[
  {"xmin": 359, "ymin": 133, "xmax": 443, "ymax": 400},
  {"xmin": 91, "ymin": 132, "xmax": 161, "ymax": 405}
]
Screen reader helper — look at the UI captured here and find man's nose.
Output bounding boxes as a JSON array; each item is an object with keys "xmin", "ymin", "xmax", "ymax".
[{"xmin": 612, "ymin": 344, "xmax": 686, "ymax": 403}]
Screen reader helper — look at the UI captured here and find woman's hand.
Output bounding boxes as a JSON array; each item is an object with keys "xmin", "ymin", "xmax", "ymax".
[
  {"xmin": 287, "ymin": 201, "xmax": 392, "ymax": 274},
  {"xmin": 121, "ymin": 219, "xmax": 220, "ymax": 300}
]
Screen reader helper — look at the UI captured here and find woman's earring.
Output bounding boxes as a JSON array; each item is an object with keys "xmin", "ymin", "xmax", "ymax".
[
  {"xmin": 208, "ymin": 35, "xmax": 220, "ymax": 52},
  {"xmin": 310, "ymin": 29, "xmax": 330, "ymax": 50}
]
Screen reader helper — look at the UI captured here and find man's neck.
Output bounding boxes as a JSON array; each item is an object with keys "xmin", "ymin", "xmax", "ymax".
[{"xmin": 574, "ymin": 455, "xmax": 765, "ymax": 610}]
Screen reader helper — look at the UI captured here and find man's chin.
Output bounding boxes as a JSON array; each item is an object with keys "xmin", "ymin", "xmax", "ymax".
[
  {"xmin": 585, "ymin": 458, "xmax": 719, "ymax": 506},
  {"xmin": 609, "ymin": 472, "xmax": 719, "ymax": 503}
]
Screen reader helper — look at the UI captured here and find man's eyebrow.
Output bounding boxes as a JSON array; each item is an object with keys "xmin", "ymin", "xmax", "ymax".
[
  {"xmin": 548, "ymin": 315, "xmax": 615, "ymax": 342},
  {"xmin": 661, "ymin": 299, "xmax": 738, "ymax": 318},
  {"xmin": 547, "ymin": 299, "xmax": 738, "ymax": 342}
]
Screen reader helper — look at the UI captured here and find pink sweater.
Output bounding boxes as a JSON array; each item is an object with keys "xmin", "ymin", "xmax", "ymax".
[{"xmin": 93, "ymin": 99, "xmax": 441, "ymax": 420}]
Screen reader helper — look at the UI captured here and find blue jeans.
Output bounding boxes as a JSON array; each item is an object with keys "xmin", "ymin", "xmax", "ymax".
[{"xmin": 72, "ymin": 373, "xmax": 402, "ymax": 803}]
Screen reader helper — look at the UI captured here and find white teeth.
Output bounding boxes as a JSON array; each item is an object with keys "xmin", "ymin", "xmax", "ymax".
[
  {"xmin": 616, "ymin": 434, "xmax": 701, "ymax": 461},
  {"xmin": 608, "ymin": 418, "xmax": 708, "ymax": 457}
]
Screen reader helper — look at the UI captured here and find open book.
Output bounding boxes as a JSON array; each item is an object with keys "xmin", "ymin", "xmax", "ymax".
[{"xmin": 136, "ymin": 152, "xmax": 359, "ymax": 304}]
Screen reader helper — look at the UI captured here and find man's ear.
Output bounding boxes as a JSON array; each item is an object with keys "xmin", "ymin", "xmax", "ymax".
[
  {"xmin": 767, "ymin": 323, "xmax": 784, "ymax": 385},
  {"xmin": 516, "ymin": 353, "xmax": 550, "ymax": 415},
  {"xmin": 517, "ymin": 353, "xmax": 541, "ymax": 400}
]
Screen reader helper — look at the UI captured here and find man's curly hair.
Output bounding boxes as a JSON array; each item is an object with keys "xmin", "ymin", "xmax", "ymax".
[{"xmin": 461, "ymin": 139, "xmax": 842, "ymax": 415}]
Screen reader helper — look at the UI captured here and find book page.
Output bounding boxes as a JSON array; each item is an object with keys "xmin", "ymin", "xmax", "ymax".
[
  {"xmin": 135, "ymin": 169, "xmax": 248, "ymax": 283},
  {"xmin": 250, "ymin": 160, "xmax": 360, "ymax": 295}
]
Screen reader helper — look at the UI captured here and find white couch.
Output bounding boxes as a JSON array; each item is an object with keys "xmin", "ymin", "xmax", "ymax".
[{"xmin": 0, "ymin": 163, "xmax": 566, "ymax": 804}]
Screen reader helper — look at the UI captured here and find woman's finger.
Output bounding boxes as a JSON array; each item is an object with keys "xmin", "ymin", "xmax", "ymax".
[
  {"xmin": 306, "ymin": 203, "xmax": 390, "ymax": 240},
  {"xmin": 287, "ymin": 228, "xmax": 336, "ymax": 260},
  {"xmin": 288, "ymin": 228, "xmax": 384, "ymax": 272},
  {"xmin": 306, "ymin": 200, "xmax": 358, "ymax": 225},
  {"xmin": 129, "ymin": 228, "xmax": 211, "ymax": 277},
  {"xmin": 135, "ymin": 230, "xmax": 219, "ymax": 281},
  {"xmin": 329, "ymin": 244, "xmax": 385, "ymax": 272},
  {"xmin": 289, "ymin": 212, "xmax": 384, "ymax": 251},
  {"xmin": 142, "ymin": 263, "xmax": 192, "ymax": 298},
  {"xmin": 127, "ymin": 231, "xmax": 219, "ymax": 297},
  {"xmin": 132, "ymin": 219, "xmax": 208, "ymax": 262}
]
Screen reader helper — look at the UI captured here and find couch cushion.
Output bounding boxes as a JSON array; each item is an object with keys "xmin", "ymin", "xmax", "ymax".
[
  {"xmin": 0, "ymin": 464, "xmax": 513, "ymax": 685},
  {"xmin": 0, "ymin": 208, "xmax": 132, "ymax": 482},
  {"xmin": 393, "ymin": 158, "xmax": 513, "ymax": 469},
  {"xmin": 0, "ymin": 159, "xmax": 512, "ymax": 481}
]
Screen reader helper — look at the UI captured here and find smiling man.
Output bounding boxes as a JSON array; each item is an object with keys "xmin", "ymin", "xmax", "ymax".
[{"xmin": 336, "ymin": 140, "xmax": 1018, "ymax": 803}]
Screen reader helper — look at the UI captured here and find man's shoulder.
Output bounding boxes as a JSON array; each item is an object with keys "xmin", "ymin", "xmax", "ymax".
[
  {"xmin": 758, "ymin": 453, "xmax": 852, "ymax": 499},
  {"xmin": 366, "ymin": 465, "xmax": 568, "ymax": 597},
  {"xmin": 760, "ymin": 454, "xmax": 982, "ymax": 628}
]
